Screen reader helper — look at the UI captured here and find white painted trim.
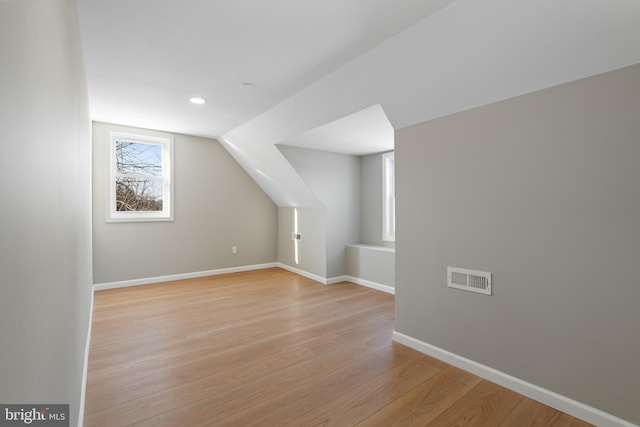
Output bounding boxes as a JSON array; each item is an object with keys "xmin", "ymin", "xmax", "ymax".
[
  {"xmin": 382, "ymin": 151, "xmax": 395, "ymax": 242},
  {"xmin": 344, "ymin": 275, "xmax": 395, "ymax": 294},
  {"xmin": 347, "ymin": 243, "xmax": 395, "ymax": 253},
  {"xmin": 93, "ymin": 263, "xmax": 278, "ymax": 290},
  {"xmin": 276, "ymin": 262, "xmax": 328, "ymax": 284},
  {"xmin": 392, "ymin": 331, "xmax": 639, "ymax": 427},
  {"xmin": 77, "ymin": 289, "xmax": 94, "ymax": 427},
  {"xmin": 107, "ymin": 131, "xmax": 175, "ymax": 223},
  {"xmin": 326, "ymin": 275, "xmax": 349, "ymax": 285},
  {"xmin": 275, "ymin": 263, "xmax": 397, "ymax": 295}
]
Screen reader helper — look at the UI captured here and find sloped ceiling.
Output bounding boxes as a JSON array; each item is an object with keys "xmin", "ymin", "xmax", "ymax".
[
  {"xmin": 279, "ymin": 105, "xmax": 394, "ymax": 156},
  {"xmin": 77, "ymin": 0, "xmax": 455, "ymax": 138},
  {"xmin": 78, "ymin": 0, "xmax": 640, "ymax": 207}
]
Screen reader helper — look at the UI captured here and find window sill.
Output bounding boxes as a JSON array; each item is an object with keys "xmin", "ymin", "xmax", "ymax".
[{"xmin": 347, "ymin": 244, "xmax": 395, "ymax": 253}]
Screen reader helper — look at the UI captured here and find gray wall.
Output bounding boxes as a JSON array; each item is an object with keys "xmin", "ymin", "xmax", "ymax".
[
  {"xmin": 395, "ymin": 63, "xmax": 640, "ymax": 424},
  {"xmin": 346, "ymin": 245, "xmax": 395, "ymax": 288},
  {"xmin": 360, "ymin": 152, "xmax": 395, "ymax": 248},
  {"xmin": 0, "ymin": 1, "xmax": 93, "ymax": 425},
  {"xmin": 93, "ymin": 122, "xmax": 277, "ymax": 284},
  {"xmin": 277, "ymin": 207, "xmax": 327, "ymax": 278},
  {"xmin": 278, "ymin": 146, "xmax": 360, "ymax": 278}
]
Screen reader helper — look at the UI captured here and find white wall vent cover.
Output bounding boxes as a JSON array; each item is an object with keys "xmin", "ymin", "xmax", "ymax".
[{"xmin": 447, "ymin": 267, "xmax": 492, "ymax": 295}]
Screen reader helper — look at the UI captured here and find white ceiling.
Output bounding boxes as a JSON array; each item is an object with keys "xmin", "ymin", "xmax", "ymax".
[
  {"xmin": 77, "ymin": 0, "xmax": 453, "ymax": 148},
  {"xmin": 278, "ymin": 104, "xmax": 393, "ymax": 156},
  {"xmin": 78, "ymin": 0, "xmax": 640, "ymax": 207}
]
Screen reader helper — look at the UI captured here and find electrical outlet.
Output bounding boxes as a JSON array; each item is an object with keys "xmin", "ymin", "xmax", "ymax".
[{"xmin": 232, "ymin": 246, "xmax": 237, "ymax": 255}]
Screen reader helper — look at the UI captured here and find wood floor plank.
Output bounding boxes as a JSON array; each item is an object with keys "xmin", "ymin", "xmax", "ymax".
[
  {"xmin": 86, "ymin": 340, "xmax": 316, "ymax": 426},
  {"xmin": 87, "ymin": 286, "xmax": 388, "ymax": 374},
  {"xmin": 85, "ymin": 309, "xmax": 395, "ymax": 423},
  {"xmin": 281, "ymin": 351, "xmax": 444, "ymax": 426},
  {"xmin": 87, "ymin": 294, "xmax": 392, "ymax": 378},
  {"xmin": 84, "ymin": 268, "xmax": 595, "ymax": 427},
  {"xmin": 213, "ymin": 343, "xmax": 445, "ymax": 427},
  {"xmin": 85, "ymin": 304, "xmax": 393, "ymax": 417},
  {"xmin": 356, "ymin": 366, "xmax": 483, "ymax": 426},
  {"xmin": 132, "ymin": 341, "xmax": 413, "ymax": 427},
  {"xmin": 498, "ymin": 398, "xmax": 582, "ymax": 426},
  {"xmin": 425, "ymin": 380, "xmax": 523, "ymax": 426}
]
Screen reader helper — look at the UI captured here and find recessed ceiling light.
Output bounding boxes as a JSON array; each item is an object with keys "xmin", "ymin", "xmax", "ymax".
[
  {"xmin": 189, "ymin": 97, "xmax": 206, "ymax": 104},
  {"xmin": 239, "ymin": 82, "xmax": 256, "ymax": 89}
]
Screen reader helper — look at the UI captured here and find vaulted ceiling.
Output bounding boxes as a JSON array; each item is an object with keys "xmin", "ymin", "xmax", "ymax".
[
  {"xmin": 77, "ymin": 0, "xmax": 640, "ymax": 206},
  {"xmin": 77, "ymin": 0, "xmax": 454, "ymax": 141}
]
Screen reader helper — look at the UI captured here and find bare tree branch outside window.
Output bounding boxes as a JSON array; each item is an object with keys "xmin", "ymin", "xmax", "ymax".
[{"xmin": 115, "ymin": 141, "xmax": 164, "ymax": 211}]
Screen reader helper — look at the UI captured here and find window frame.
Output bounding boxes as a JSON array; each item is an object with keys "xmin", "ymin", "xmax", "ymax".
[
  {"xmin": 382, "ymin": 151, "xmax": 395, "ymax": 242},
  {"xmin": 107, "ymin": 131, "xmax": 174, "ymax": 223}
]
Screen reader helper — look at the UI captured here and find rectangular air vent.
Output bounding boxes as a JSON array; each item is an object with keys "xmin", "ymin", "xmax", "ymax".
[{"xmin": 447, "ymin": 267, "xmax": 492, "ymax": 295}]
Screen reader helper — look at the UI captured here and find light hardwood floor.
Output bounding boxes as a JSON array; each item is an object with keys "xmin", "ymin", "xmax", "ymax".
[{"xmin": 84, "ymin": 268, "xmax": 592, "ymax": 426}]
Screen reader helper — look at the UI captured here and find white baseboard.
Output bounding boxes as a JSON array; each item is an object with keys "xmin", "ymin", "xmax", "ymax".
[
  {"xmin": 343, "ymin": 275, "xmax": 395, "ymax": 294},
  {"xmin": 275, "ymin": 264, "xmax": 349, "ymax": 286},
  {"xmin": 326, "ymin": 275, "xmax": 349, "ymax": 285},
  {"xmin": 77, "ymin": 288, "xmax": 94, "ymax": 427},
  {"xmin": 392, "ymin": 331, "xmax": 638, "ymax": 427},
  {"xmin": 93, "ymin": 263, "xmax": 278, "ymax": 291},
  {"xmin": 276, "ymin": 262, "xmax": 329, "ymax": 284},
  {"xmin": 275, "ymin": 264, "xmax": 396, "ymax": 295}
]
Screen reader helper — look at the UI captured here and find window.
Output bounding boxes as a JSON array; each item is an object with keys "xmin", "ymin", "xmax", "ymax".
[
  {"xmin": 108, "ymin": 132, "xmax": 174, "ymax": 222},
  {"xmin": 382, "ymin": 151, "xmax": 395, "ymax": 241}
]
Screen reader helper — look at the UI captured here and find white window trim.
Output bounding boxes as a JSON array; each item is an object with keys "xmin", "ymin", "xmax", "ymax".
[
  {"xmin": 107, "ymin": 131, "xmax": 174, "ymax": 222},
  {"xmin": 382, "ymin": 151, "xmax": 395, "ymax": 242}
]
